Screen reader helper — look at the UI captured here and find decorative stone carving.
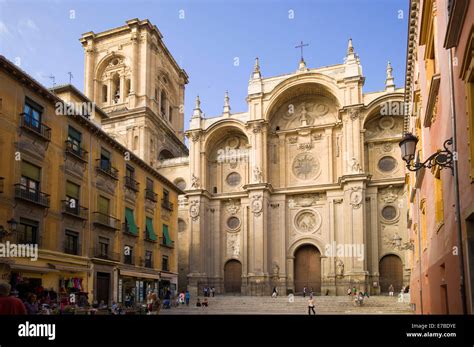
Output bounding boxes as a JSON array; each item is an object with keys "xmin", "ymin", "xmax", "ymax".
[
  {"xmin": 350, "ymin": 157, "xmax": 362, "ymax": 173},
  {"xmin": 288, "ymin": 136, "xmax": 298, "ymax": 144},
  {"xmin": 225, "ymin": 199, "xmax": 241, "ymax": 215},
  {"xmin": 96, "ymin": 175, "xmax": 116, "ymax": 195},
  {"xmin": 288, "ymin": 199, "xmax": 296, "ymax": 208},
  {"xmin": 294, "ymin": 209, "xmax": 321, "ymax": 234},
  {"xmin": 382, "ymin": 143, "xmax": 393, "ymax": 152},
  {"xmin": 253, "ymin": 166, "xmax": 263, "ymax": 183},
  {"xmin": 272, "ymin": 260, "xmax": 280, "ymax": 276},
  {"xmin": 349, "ymin": 109, "xmax": 360, "ymax": 120},
  {"xmin": 189, "ymin": 200, "xmax": 200, "ymax": 221},
  {"xmin": 349, "ymin": 187, "xmax": 363, "ymax": 209},
  {"xmin": 379, "ymin": 185, "xmax": 399, "ymax": 203},
  {"xmin": 250, "ymin": 194, "xmax": 263, "ymax": 217},
  {"xmin": 191, "ymin": 133, "xmax": 200, "ymax": 142},
  {"xmin": 252, "ymin": 124, "xmax": 262, "ymax": 133},
  {"xmin": 312, "ymin": 133, "xmax": 323, "ymax": 141},
  {"xmin": 297, "ymin": 142, "xmax": 312, "ymax": 151},
  {"xmin": 227, "ymin": 232, "xmax": 240, "ymax": 257},
  {"xmin": 191, "ymin": 174, "xmax": 199, "ymax": 189},
  {"xmin": 292, "ymin": 153, "xmax": 320, "ymax": 180}
]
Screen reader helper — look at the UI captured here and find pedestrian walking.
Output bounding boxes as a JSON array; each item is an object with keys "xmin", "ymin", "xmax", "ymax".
[
  {"xmin": 0, "ymin": 280, "xmax": 27, "ymax": 315},
  {"xmin": 308, "ymin": 295, "xmax": 316, "ymax": 315},
  {"xmin": 272, "ymin": 287, "xmax": 278, "ymax": 298},
  {"xmin": 148, "ymin": 293, "xmax": 161, "ymax": 315},
  {"xmin": 185, "ymin": 290, "xmax": 190, "ymax": 306},
  {"xmin": 211, "ymin": 287, "xmax": 215, "ymax": 297},
  {"xmin": 388, "ymin": 284, "xmax": 394, "ymax": 296},
  {"xmin": 24, "ymin": 293, "xmax": 38, "ymax": 315},
  {"xmin": 303, "ymin": 286, "xmax": 307, "ymax": 298}
]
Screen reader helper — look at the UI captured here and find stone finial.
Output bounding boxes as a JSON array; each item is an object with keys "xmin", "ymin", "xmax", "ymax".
[
  {"xmin": 192, "ymin": 95, "xmax": 202, "ymax": 118},
  {"xmin": 385, "ymin": 61, "xmax": 395, "ymax": 91},
  {"xmin": 223, "ymin": 91, "xmax": 231, "ymax": 116},
  {"xmin": 347, "ymin": 38, "xmax": 354, "ymax": 54},
  {"xmin": 251, "ymin": 57, "xmax": 262, "ymax": 79}
]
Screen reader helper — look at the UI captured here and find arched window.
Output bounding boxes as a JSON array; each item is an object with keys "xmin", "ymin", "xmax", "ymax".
[
  {"xmin": 133, "ymin": 135, "xmax": 138, "ymax": 150},
  {"xmin": 169, "ymin": 105, "xmax": 173, "ymax": 123},
  {"xmin": 158, "ymin": 149, "xmax": 174, "ymax": 160},
  {"xmin": 112, "ymin": 73, "xmax": 120, "ymax": 103},
  {"xmin": 160, "ymin": 90, "xmax": 166, "ymax": 117},
  {"xmin": 125, "ymin": 79, "xmax": 131, "ymax": 96}
]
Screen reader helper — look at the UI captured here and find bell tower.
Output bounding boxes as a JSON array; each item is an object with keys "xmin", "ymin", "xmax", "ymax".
[{"xmin": 80, "ymin": 18, "xmax": 189, "ymax": 164}]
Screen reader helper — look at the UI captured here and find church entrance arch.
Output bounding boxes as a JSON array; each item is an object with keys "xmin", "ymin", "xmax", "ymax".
[
  {"xmin": 224, "ymin": 259, "xmax": 242, "ymax": 293},
  {"xmin": 379, "ymin": 254, "xmax": 403, "ymax": 293},
  {"xmin": 294, "ymin": 244, "xmax": 321, "ymax": 295}
]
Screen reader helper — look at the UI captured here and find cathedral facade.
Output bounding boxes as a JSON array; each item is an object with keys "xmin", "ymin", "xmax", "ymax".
[
  {"xmin": 160, "ymin": 42, "xmax": 410, "ymax": 296},
  {"xmin": 87, "ymin": 19, "xmax": 410, "ymax": 296}
]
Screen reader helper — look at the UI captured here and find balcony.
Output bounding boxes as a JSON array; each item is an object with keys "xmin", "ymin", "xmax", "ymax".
[
  {"xmin": 122, "ymin": 223, "xmax": 139, "ymax": 237},
  {"xmin": 20, "ymin": 113, "xmax": 51, "ymax": 141},
  {"xmin": 61, "ymin": 200, "xmax": 88, "ymax": 219},
  {"xmin": 95, "ymin": 159, "xmax": 119, "ymax": 180},
  {"xmin": 123, "ymin": 254, "xmax": 136, "ymax": 266},
  {"xmin": 0, "ymin": 177, "xmax": 4, "ymax": 193},
  {"xmin": 161, "ymin": 199, "xmax": 174, "ymax": 211},
  {"xmin": 159, "ymin": 237, "xmax": 175, "ymax": 249},
  {"xmin": 14, "ymin": 184, "xmax": 50, "ymax": 207},
  {"xmin": 63, "ymin": 241, "xmax": 81, "ymax": 256},
  {"xmin": 65, "ymin": 140, "xmax": 88, "ymax": 162},
  {"xmin": 92, "ymin": 212, "xmax": 120, "ymax": 230},
  {"xmin": 145, "ymin": 189, "xmax": 157, "ymax": 202},
  {"xmin": 124, "ymin": 176, "xmax": 139, "ymax": 192},
  {"xmin": 91, "ymin": 247, "xmax": 120, "ymax": 262}
]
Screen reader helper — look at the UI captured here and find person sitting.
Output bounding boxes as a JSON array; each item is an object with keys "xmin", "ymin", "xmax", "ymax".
[
  {"xmin": 202, "ymin": 298, "xmax": 209, "ymax": 307},
  {"xmin": 196, "ymin": 298, "xmax": 202, "ymax": 307},
  {"xmin": 347, "ymin": 288, "xmax": 352, "ymax": 296}
]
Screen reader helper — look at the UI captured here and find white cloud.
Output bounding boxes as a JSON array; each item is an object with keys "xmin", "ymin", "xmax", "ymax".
[
  {"xmin": 0, "ymin": 20, "xmax": 12, "ymax": 38},
  {"xmin": 17, "ymin": 18, "xmax": 39, "ymax": 36}
]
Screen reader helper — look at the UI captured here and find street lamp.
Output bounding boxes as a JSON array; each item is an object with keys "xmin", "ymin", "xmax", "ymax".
[
  {"xmin": 399, "ymin": 133, "xmax": 454, "ymax": 173},
  {"xmin": 0, "ymin": 218, "xmax": 18, "ymax": 240}
]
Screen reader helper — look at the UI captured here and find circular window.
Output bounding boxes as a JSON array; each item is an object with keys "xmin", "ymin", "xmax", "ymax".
[
  {"xmin": 378, "ymin": 156, "xmax": 397, "ymax": 172},
  {"xmin": 382, "ymin": 205, "xmax": 397, "ymax": 220},
  {"xmin": 175, "ymin": 178, "xmax": 186, "ymax": 191},
  {"xmin": 226, "ymin": 172, "xmax": 241, "ymax": 186},
  {"xmin": 227, "ymin": 217, "xmax": 240, "ymax": 230}
]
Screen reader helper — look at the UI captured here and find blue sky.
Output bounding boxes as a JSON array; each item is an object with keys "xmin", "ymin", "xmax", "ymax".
[{"xmin": 0, "ymin": 0, "xmax": 408, "ymax": 128}]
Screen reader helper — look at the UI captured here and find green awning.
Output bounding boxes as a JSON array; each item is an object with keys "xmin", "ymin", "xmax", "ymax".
[
  {"xmin": 125, "ymin": 208, "xmax": 138, "ymax": 235},
  {"xmin": 162, "ymin": 224, "xmax": 172, "ymax": 246},
  {"xmin": 146, "ymin": 217, "xmax": 157, "ymax": 241}
]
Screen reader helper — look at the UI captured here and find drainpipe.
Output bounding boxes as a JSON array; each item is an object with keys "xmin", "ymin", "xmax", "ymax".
[{"xmin": 447, "ymin": 47, "xmax": 468, "ymax": 315}]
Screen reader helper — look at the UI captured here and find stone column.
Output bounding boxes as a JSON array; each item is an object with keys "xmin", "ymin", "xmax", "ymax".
[
  {"xmin": 84, "ymin": 45, "xmax": 95, "ymax": 100},
  {"xmin": 278, "ymin": 134, "xmax": 286, "ymax": 187},
  {"xmin": 130, "ymin": 32, "xmax": 139, "ymax": 108}
]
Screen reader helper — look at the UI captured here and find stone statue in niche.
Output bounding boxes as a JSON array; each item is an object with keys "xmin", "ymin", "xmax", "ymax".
[
  {"xmin": 299, "ymin": 103, "xmax": 310, "ymax": 126},
  {"xmin": 253, "ymin": 166, "xmax": 263, "ymax": 183},
  {"xmin": 272, "ymin": 261, "xmax": 280, "ymax": 276},
  {"xmin": 350, "ymin": 157, "xmax": 361, "ymax": 173},
  {"xmin": 191, "ymin": 174, "xmax": 199, "ymax": 189},
  {"xmin": 336, "ymin": 259, "xmax": 344, "ymax": 277}
]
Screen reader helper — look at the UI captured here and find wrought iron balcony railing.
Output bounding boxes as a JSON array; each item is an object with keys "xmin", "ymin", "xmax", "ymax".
[
  {"xmin": 161, "ymin": 199, "xmax": 174, "ymax": 211},
  {"xmin": 91, "ymin": 247, "xmax": 120, "ymax": 262},
  {"xmin": 145, "ymin": 189, "xmax": 157, "ymax": 202},
  {"xmin": 20, "ymin": 113, "xmax": 51, "ymax": 141},
  {"xmin": 61, "ymin": 200, "xmax": 88, "ymax": 219},
  {"xmin": 124, "ymin": 176, "xmax": 139, "ymax": 192},
  {"xmin": 92, "ymin": 212, "xmax": 120, "ymax": 230},
  {"xmin": 159, "ymin": 237, "xmax": 175, "ymax": 249},
  {"xmin": 95, "ymin": 159, "xmax": 119, "ymax": 180},
  {"xmin": 122, "ymin": 223, "xmax": 139, "ymax": 237},
  {"xmin": 14, "ymin": 184, "xmax": 50, "ymax": 207},
  {"xmin": 65, "ymin": 140, "xmax": 88, "ymax": 162}
]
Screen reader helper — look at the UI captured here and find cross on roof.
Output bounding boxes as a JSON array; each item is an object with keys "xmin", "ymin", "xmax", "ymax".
[{"xmin": 295, "ymin": 41, "xmax": 309, "ymax": 62}]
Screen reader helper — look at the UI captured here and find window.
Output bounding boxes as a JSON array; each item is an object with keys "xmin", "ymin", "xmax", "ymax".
[
  {"xmin": 124, "ymin": 245, "xmax": 133, "ymax": 265},
  {"xmin": 145, "ymin": 251, "xmax": 153, "ymax": 268},
  {"xmin": 420, "ymin": 198, "xmax": 427, "ymax": 251},
  {"xmin": 162, "ymin": 224, "xmax": 172, "ymax": 246},
  {"xmin": 113, "ymin": 73, "xmax": 120, "ymax": 103},
  {"xmin": 381, "ymin": 206, "xmax": 397, "ymax": 221},
  {"xmin": 98, "ymin": 196, "xmax": 110, "ymax": 215},
  {"xmin": 125, "ymin": 79, "xmax": 130, "ymax": 96},
  {"xmin": 100, "ymin": 148, "xmax": 111, "ymax": 171},
  {"xmin": 174, "ymin": 179, "xmax": 186, "ymax": 191},
  {"xmin": 99, "ymin": 237, "xmax": 109, "ymax": 257},
  {"xmin": 126, "ymin": 165, "xmax": 135, "ymax": 180},
  {"xmin": 66, "ymin": 181, "xmax": 80, "ymax": 213},
  {"xmin": 378, "ymin": 156, "xmax": 397, "ymax": 172},
  {"xmin": 20, "ymin": 161, "xmax": 41, "ymax": 194},
  {"xmin": 226, "ymin": 172, "xmax": 241, "ymax": 186},
  {"xmin": 23, "ymin": 98, "xmax": 43, "ymax": 130},
  {"xmin": 18, "ymin": 218, "xmax": 38, "ymax": 244},
  {"xmin": 65, "ymin": 230, "xmax": 79, "ymax": 255},
  {"xmin": 162, "ymin": 255, "xmax": 169, "ymax": 271},
  {"xmin": 67, "ymin": 126, "xmax": 82, "ymax": 155},
  {"xmin": 227, "ymin": 217, "xmax": 240, "ymax": 230},
  {"xmin": 169, "ymin": 105, "xmax": 172, "ymax": 123},
  {"xmin": 102, "ymin": 84, "xmax": 108, "ymax": 103},
  {"xmin": 146, "ymin": 178, "xmax": 154, "ymax": 191},
  {"xmin": 160, "ymin": 90, "xmax": 166, "ymax": 116},
  {"xmin": 163, "ymin": 189, "xmax": 169, "ymax": 204},
  {"xmin": 145, "ymin": 217, "xmax": 157, "ymax": 241}
]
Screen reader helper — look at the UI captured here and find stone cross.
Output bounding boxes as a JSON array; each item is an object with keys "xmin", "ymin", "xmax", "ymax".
[{"xmin": 295, "ymin": 41, "xmax": 309, "ymax": 61}]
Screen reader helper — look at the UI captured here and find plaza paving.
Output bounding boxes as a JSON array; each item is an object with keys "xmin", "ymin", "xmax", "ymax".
[{"xmin": 159, "ymin": 295, "xmax": 414, "ymax": 315}]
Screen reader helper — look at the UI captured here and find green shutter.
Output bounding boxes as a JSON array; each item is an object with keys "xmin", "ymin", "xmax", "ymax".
[
  {"xmin": 125, "ymin": 208, "xmax": 138, "ymax": 235},
  {"xmin": 98, "ymin": 196, "xmax": 109, "ymax": 214},
  {"xmin": 146, "ymin": 217, "xmax": 157, "ymax": 241},
  {"xmin": 162, "ymin": 224, "xmax": 172, "ymax": 246},
  {"xmin": 68, "ymin": 126, "xmax": 82, "ymax": 142},
  {"xmin": 66, "ymin": 181, "xmax": 80, "ymax": 199},
  {"xmin": 21, "ymin": 161, "xmax": 40, "ymax": 181}
]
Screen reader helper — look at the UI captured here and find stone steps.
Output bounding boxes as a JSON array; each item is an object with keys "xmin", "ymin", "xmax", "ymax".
[{"xmin": 160, "ymin": 295, "xmax": 414, "ymax": 315}]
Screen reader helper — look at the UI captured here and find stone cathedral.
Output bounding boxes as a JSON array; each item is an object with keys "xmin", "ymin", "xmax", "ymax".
[{"xmin": 83, "ymin": 19, "xmax": 410, "ymax": 296}]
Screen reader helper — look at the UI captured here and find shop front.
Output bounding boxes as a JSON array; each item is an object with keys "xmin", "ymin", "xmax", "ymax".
[
  {"xmin": 118, "ymin": 269, "xmax": 159, "ymax": 307},
  {"xmin": 159, "ymin": 272, "xmax": 178, "ymax": 299}
]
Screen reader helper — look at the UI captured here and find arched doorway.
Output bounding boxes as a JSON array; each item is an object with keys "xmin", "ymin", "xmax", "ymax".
[
  {"xmin": 379, "ymin": 254, "xmax": 403, "ymax": 293},
  {"xmin": 294, "ymin": 244, "xmax": 321, "ymax": 295},
  {"xmin": 224, "ymin": 260, "xmax": 242, "ymax": 293}
]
